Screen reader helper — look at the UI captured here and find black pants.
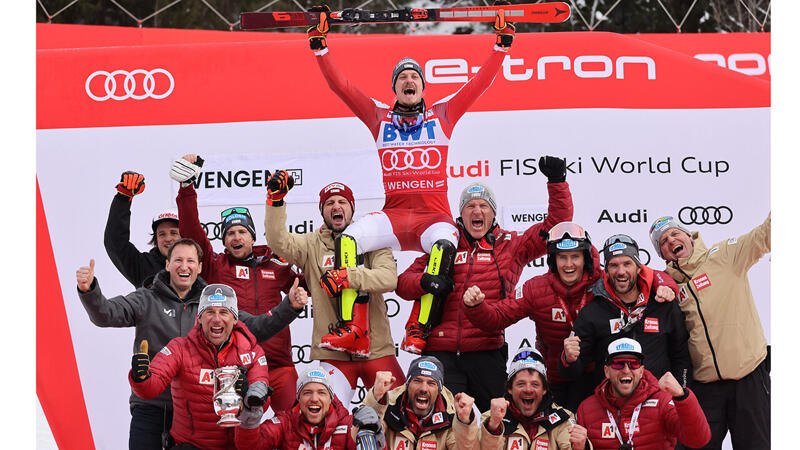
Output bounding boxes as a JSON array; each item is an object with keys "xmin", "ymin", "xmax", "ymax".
[
  {"xmin": 687, "ymin": 357, "xmax": 770, "ymax": 450},
  {"xmin": 424, "ymin": 343, "xmax": 508, "ymax": 412},
  {"xmin": 129, "ymin": 404, "xmax": 172, "ymax": 450},
  {"xmin": 549, "ymin": 376, "xmax": 596, "ymax": 413}
]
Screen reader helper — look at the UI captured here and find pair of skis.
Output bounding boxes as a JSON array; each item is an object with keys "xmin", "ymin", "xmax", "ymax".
[{"xmin": 240, "ymin": 2, "xmax": 571, "ymax": 30}]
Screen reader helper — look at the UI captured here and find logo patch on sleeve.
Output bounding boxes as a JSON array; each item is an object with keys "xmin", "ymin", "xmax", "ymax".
[
  {"xmin": 321, "ymin": 254, "xmax": 335, "ymax": 268},
  {"xmin": 708, "ymin": 246, "xmax": 720, "ymax": 257},
  {"xmin": 678, "ymin": 286, "xmax": 689, "ymax": 305},
  {"xmin": 159, "ymin": 347, "xmax": 172, "ymax": 356},
  {"xmin": 258, "ymin": 356, "xmax": 267, "ymax": 366},
  {"xmin": 260, "ymin": 269, "xmax": 275, "ymax": 280},
  {"xmin": 534, "ymin": 438, "xmax": 550, "ymax": 450},
  {"xmin": 609, "ymin": 318, "xmax": 624, "ymax": 334},
  {"xmin": 692, "ymin": 274, "xmax": 711, "ymax": 291},
  {"xmin": 601, "ymin": 423, "xmax": 615, "ymax": 438},
  {"xmin": 515, "ymin": 285, "xmax": 523, "ymax": 299},
  {"xmin": 552, "ymin": 308, "xmax": 566, "ymax": 323},
  {"xmin": 334, "ymin": 425, "xmax": 348, "ymax": 434},
  {"xmin": 199, "ymin": 368, "xmax": 215, "ymax": 385},
  {"xmin": 643, "ymin": 399, "xmax": 659, "ymax": 407},
  {"xmin": 728, "ymin": 237, "xmax": 738, "ymax": 245},
  {"xmin": 454, "ymin": 251, "xmax": 468, "ymax": 265},
  {"xmin": 235, "ymin": 265, "xmax": 250, "ymax": 279},
  {"xmin": 240, "ymin": 353, "xmax": 252, "ymax": 364},
  {"xmin": 643, "ymin": 317, "xmax": 659, "ymax": 333}
]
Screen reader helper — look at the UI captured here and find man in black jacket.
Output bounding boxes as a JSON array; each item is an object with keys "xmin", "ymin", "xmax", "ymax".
[
  {"xmin": 77, "ymin": 238, "xmax": 307, "ymax": 450},
  {"xmin": 557, "ymin": 234, "xmax": 691, "ymax": 402},
  {"xmin": 104, "ymin": 170, "xmax": 181, "ymax": 288}
]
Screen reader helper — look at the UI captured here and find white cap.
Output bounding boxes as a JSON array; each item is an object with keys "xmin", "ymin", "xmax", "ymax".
[{"xmin": 606, "ymin": 337, "xmax": 644, "ymax": 362}]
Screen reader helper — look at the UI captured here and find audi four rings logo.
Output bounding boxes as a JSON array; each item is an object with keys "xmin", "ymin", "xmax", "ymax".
[
  {"xmin": 381, "ymin": 148, "xmax": 442, "ymax": 171},
  {"xmin": 292, "ymin": 344, "xmax": 313, "ymax": 364},
  {"xmin": 202, "ymin": 222, "xmax": 224, "ymax": 241},
  {"xmin": 679, "ymin": 206, "xmax": 733, "ymax": 225},
  {"xmin": 351, "ymin": 385, "xmax": 367, "ymax": 404},
  {"xmin": 85, "ymin": 69, "xmax": 174, "ymax": 101},
  {"xmin": 384, "ymin": 298, "xmax": 400, "ymax": 318}
]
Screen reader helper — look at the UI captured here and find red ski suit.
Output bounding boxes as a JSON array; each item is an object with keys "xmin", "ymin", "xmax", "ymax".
[
  {"xmin": 130, "ymin": 321, "xmax": 269, "ymax": 450},
  {"xmin": 576, "ymin": 370, "xmax": 711, "ymax": 449}
]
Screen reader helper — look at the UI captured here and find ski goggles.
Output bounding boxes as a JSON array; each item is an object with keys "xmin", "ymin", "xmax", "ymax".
[
  {"xmin": 547, "ymin": 222, "xmax": 589, "ymax": 250},
  {"xmin": 512, "ymin": 349, "xmax": 545, "ymax": 364},
  {"xmin": 608, "ymin": 358, "xmax": 643, "ymax": 370},
  {"xmin": 603, "ymin": 234, "xmax": 638, "ymax": 252},
  {"xmin": 390, "ymin": 111, "xmax": 425, "ymax": 133},
  {"xmin": 221, "ymin": 206, "xmax": 250, "ymax": 219}
]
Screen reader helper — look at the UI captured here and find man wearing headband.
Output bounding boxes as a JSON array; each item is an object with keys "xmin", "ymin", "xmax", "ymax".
[
  {"xmin": 366, "ymin": 356, "xmax": 480, "ymax": 449},
  {"xmin": 481, "ymin": 347, "xmax": 589, "ymax": 449},
  {"xmin": 104, "ymin": 169, "xmax": 181, "ymax": 288},
  {"xmin": 264, "ymin": 178, "xmax": 406, "ymax": 404},
  {"xmin": 169, "ymin": 154, "xmax": 306, "ymax": 412},
  {"xmin": 648, "ymin": 213, "xmax": 771, "ymax": 449},
  {"xmin": 558, "ymin": 234, "xmax": 690, "ymax": 399},
  {"xmin": 301, "ymin": 2, "xmax": 518, "ymax": 355},
  {"xmin": 576, "ymin": 338, "xmax": 710, "ymax": 449}
]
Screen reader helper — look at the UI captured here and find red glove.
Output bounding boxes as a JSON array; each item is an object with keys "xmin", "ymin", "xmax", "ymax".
[
  {"xmin": 116, "ymin": 171, "xmax": 146, "ymax": 201},
  {"xmin": 307, "ymin": 5, "xmax": 331, "ymax": 51},
  {"xmin": 493, "ymin": 1, "xmax": 515, "ymax": 49},
  {"xmin": 320, "ymin": 268, "xmax": 349, "ymax": 297},
  {"xmin": 266, "ymin": 170, "xmax": 294, "ymax": 206}
]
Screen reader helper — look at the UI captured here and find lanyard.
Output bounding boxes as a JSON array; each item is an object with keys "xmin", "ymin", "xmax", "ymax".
[
  {"xmin": 605, "ymin": 403, "xmax": 642, "ymax": 449},
  {"xmin": 555, "ymin": 291, "xmax": 592, "ymax": 328}
]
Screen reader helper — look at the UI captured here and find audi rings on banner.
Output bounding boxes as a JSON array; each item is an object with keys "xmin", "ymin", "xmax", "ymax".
[
  {"xmin": 292, "ymin": 344, "xmax": 313, "ymax": 364},
  {"xmin": 202, "ymin": 222, "xmax": 224, "ymax": 241},
  {"xmin": 679, "ymin": 206, "xmax": 733, "ymax": 225},
  {"xmin": 381, "ymin": 147, "xmax": 442, "ymax": 171},
  {"xmin": 85, "ymin": 69, "xmax": 174, "ymax": 101}
]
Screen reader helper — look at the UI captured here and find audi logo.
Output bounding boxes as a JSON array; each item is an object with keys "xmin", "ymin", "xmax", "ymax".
[
  {"xmin": 202, "ymin": 221, "xmax": 224, "ymax": 241},
  {"xmin": 679, "ymin": 206, "xmax": 733, "ymax": 225},
  {"xmin": 380, "ymin": 148, "xmax": 442, "ymax": 171},
  {"xmin": 292, "ymin": 344, "xmax": 313, "ymax": 364},
  {"xmin": 85, "ymin": 69, "xmax": 174, "ymax": 101},
  {"xmin": 351, "ymin": 384, "xmax": 367, "ymax": 405},
  {"xmin": 384, "ymin": 298, "xmax": 400, "ymax": 318}
]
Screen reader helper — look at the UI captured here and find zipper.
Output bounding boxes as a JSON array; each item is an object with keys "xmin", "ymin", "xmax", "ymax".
[
  {"xmin": 457, "ymin": 245, "xmax": 477, "ymax": 356},
  {"xmin": 253, "ymin": 258, "xmax": 260, "ymax": 314},
  {"xmin": 675, "ymin": 263, "xmax": 723, "ymax": 381}
]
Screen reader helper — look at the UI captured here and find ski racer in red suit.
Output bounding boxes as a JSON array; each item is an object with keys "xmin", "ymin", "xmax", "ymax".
[
  {"xmin": 305, "ymin": 1, "xmax": 517, "ymax": 356},
  {"xmin": 576, "ymin": 338, "xmax": 710, "ymax": 450}
]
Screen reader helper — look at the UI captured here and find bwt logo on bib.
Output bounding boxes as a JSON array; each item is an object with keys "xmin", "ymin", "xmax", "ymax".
[{"xmin": 382, "ymin": 121, "xmax": 438, "ymax": 142}]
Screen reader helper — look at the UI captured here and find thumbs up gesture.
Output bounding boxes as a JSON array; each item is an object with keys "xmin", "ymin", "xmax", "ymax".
[
  {"xmin": 132, "ymin": 340, "xmax": 151, "ymax": 383},
  {"xmin": 76, "ymin": 259, "xmax": 96, "ymax": 292}
]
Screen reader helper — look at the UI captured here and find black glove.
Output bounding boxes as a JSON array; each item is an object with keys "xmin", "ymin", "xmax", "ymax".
[
  {"xmin": 244, "ymin": 380, "xmax": 273, "ymax": 408},
  {"xmin": 420, "ymin": 273, "xmax": 455, "ymax": 297},
  {"xmin": 538, "ymin": 156, "xmax": 567, "ymax": 183},
  {"xmin": 266, "ymin": 170, "xmax": 295, "ymax": 206},
  {"xmin": 235, "ymin": 366, "xmax": 249, "ymax": 398},
  {"xmin": 307, "ymin": 5, "xmax": 331, "ymax": 51},
  {"xmin": 493, "ymin": 0, "xmax": 515, "ymax": 49},
  {"xmin": 131, "ymin": 353, "xmax": 151, "ymax": 383}
]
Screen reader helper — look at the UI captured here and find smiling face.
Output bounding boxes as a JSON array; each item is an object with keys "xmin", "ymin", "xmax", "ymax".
[
  {"xmin": 166, "ymin": 243, "xmax": 201, "ymax": 296},
  {"xmin": 508, "ymin": 369, "xmax": 547, "ymax": 418},
  {"xmin": 223, "ymin": 225, "xmax": 254, "ymax": 260},
  {"xmin": 394, "ymin": 70, "xmax": 424, "ymax": 106},
  {"xmin": 155, "ymin": 221, "xmax": 181, "ymax": 257},
  {"xmin": 460, "ymin": 199, "xmax": 495, "ymax": 240},
  {"xmin": 199, "ymin": 306, "xmax": 235, "ymax": 348},
  {"xmin": 321, "ymin": 195, "xmax": 353, "ymax": 233},
  {"xmin": 658, "ymin": 228, "xmax": 694, "ymax": 261},
  {"xmin": 298, "ymin": 382, "xmax": 332, "ymax": 425},
  {"xmin": 604, "ymin": 356, "xmax": 644, "ymax": 398},
  {"xmin": 407, "ymin": 375, "xmax": 440, "ymax": 417},
  {"xmin": 555, "ymin": 251, "xmax": 585, "ymax": 287},
  {"xmin": 606, "ymin": 256, "xmax": 639, "ymax": 299}
]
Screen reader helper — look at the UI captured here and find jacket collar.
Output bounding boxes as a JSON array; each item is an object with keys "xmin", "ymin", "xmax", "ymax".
[
  {"xmin": 384, "ymin": 385, "xmax": 455, "ymax": 435},
  {"xmin": 152, "ymin": 270, "xmax": 207, "ymax": 303},
  {"xmin": 595, "ymin": 369, "xmax": 660, "ymax": 412},
  {"xmin": 292, "ymin": 396, "xmax": 348, "ymax": 445},
  {"xmin": 666, "ymin": 232, "xmax": 706, "ymax": 280}
]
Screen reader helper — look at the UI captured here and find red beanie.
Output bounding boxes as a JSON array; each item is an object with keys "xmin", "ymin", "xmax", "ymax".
[{"xmin": 318, "ymin": 182, "xmax": 355, "ymax": 212}]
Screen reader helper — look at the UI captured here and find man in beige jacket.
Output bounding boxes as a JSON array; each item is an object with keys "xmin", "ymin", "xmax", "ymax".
[
  {"xmin": 367, "ymin": 356, "xmax": 480, "ymax": 449},
  {"xmin": 648, "ymin": 213, "xmax": 770, "ymax": 449},
  {"xmin": 264, "ymin": 173, "xmax": 405, "ymax": 403}
]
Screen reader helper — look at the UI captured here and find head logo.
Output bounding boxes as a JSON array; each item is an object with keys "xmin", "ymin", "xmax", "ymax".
[
  {"xmin": 418, "ymin": 361, "xmax": 438, "ymax": 371},
  {"xmin": 608, "ymin": 243, "xmax": 626, "ymax": 252},
  {"xmin": 556, "ymin": 239, "xmax": 579, "ymax": 250},
  {"xmin": 307, "ymin": 369, "xmax": 327, "ymax": 379},
  {"xmin": 651, "ymin": 217, "xmax": 671, "ymax": 232}
]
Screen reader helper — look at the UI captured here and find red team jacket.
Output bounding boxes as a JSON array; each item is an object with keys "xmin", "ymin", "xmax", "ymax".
[
  {"xmin": 176, "ymin": 184, "xmax": 303, "ymax": 368},
  {"xmin": 130, "ymin": 321, "xmax": 269, "ymax": 449},
  {"xmin": 235, "ymin": 396, "xmax": 356, "ymax": 450},
  {"xmin": 576, "ymin": 370, "xmax": 710, "ymax": 449},
  {"xmin": 396, "ymin": 182, "xmax": 573, "ymax": 353}
]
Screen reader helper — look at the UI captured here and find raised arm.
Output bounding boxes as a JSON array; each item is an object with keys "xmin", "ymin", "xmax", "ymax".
[
  {"xmin": 731, "ymin": 211, "xmax": 771, "ymax": 273},
  {"xmin": 172, "ymin": 155, "xmax": 217, "ymax": 277},
  {"xmin": 104, "ymin": 171, "xmax": 150, "ymax": 287}
]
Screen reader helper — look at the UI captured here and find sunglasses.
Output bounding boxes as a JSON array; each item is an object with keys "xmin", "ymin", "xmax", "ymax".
[
  {"xmin": 221, "ymin": 207, "xmax": 250, "ymax": 219},
  {"xmin": 608, "ymin": 358, "xmax": 642, "ymax": 370},
  {"xmin": 512, "ymin": 350, "xmax": 545, "ymax": 364}
]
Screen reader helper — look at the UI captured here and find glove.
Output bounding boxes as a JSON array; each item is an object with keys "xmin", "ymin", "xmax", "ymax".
[
  {"xmin": 420, "ymin": 273, "xmax": 455, "ymax": 297},
  {"xmin": 235, "ymin": 366, "xmax": 249, "ymax": 399},
  {"xmin": 266, "ymin": 170, "xmax": 295, "ymax": 206},
  {"xmin": 116, "ymin": 171, "xmax": 146, "ymax": 200},
  {"xmin": 320, "ymin": 268, "xmax": 349, "ymax": 298},
  {"xmin": 353, "ymin": 406, "xmax": 386, "ymax": 449},
  {"xmin": 244, "ymin": 380, "xmax": 273, "ymax": 408},
  {"xmin": 493, "ymin": 0, "xmax": 515, "ymax": 49},
  {"xmin": 237, "ymin": 405, "xmax": 264, "ymax": 429},
  {"xmin": 169, "ymin": 156, "xmax": 204, "ymax": 188},
  {"xmin": 538, "ymin": 155, "xmax": 567, "ymax": 183},
  {"xmin": 307, "ymin": 5, "xmax": 331, "ymax": 51},
  {"xmin": 131, "ymin": 353, "xmax": 151, "ymax": 383}
]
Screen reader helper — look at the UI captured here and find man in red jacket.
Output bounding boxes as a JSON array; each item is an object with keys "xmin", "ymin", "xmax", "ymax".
[
  {"xmin": 169, "ymin": 154, "xmax": 305, "ymax": 412},
  {"xmin": 396, "ymin": 161, "xmax": 574, "ymax": 412},
  {"xmin": 130, "ymin": 284, "xmax": 272, "ymax": 450},
  {"xmin": 576, "ymin": 338, "xmax": 710, "ymax": 450}
]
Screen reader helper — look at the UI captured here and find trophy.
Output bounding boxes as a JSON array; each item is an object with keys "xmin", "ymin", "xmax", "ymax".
[{"xmin": 212, "ymin": 365, "xmax": 243, "ymax": 427}]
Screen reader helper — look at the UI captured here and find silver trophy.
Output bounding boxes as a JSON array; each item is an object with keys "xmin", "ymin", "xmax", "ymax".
[{"xmin": 212, "ymin": 365, "xmax": 243, "ymax": 427}]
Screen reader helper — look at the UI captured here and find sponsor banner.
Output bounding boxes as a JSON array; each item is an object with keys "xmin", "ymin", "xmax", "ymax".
[
  {"xmin": 170, "ymin": 150, "xmax": 384, "ymax": 206},
  {"xmin": 503, "ymin": 204, "xmax": 549, "ymax": 233}
]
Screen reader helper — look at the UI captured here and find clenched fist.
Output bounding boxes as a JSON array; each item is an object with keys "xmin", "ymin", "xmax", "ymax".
[
  {"xmin": 372, "ymin": 371, "xmax": 396, "ymax": 400},
  {"xmin": 463, "ymin": 285, "xmax": 485, "ymax": 307},
  {"xmin": 454, "ymin": 392, "xmax": 475, "ymax": 424},
  {"xmin": 655, "ymin": 285, "xmax": 676, "ymax": 302},
  {"xmin": 658, "ymin": 371, "xmax": 685, "ymax": 397},
  {"xmin": 486, "ymin": 397, "xmax": 509, "ymax": 432},
  {"xmin": 569, "ymin": 422, "xmax": 588, "ymax": 450},
  {"xmin": 563, "ymin": 333, "xmax": 581, "ymax": 364}
]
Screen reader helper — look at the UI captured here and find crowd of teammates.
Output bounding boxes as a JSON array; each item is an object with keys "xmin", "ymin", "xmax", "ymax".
[{"xmin": 74, "ymin": 2, "xmax": 771, "ymax": 448}]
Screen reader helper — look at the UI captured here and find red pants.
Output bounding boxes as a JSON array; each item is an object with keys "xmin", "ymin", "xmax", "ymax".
[
  {"xmin": 267, "ymin": 365, "xmax": 298, "ymax": 412},
  {"xmin": 326, "ymin": 355, "xmax": 406, "ymax": 390}
]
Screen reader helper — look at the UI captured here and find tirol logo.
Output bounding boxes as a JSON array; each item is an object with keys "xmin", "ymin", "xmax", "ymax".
[
  {"xmin": 556, "ymin": 239, "xmax": 579, "ymax": 250},
  {"xmin": 651, "ymin": 216, "xmax": 672, "ymax": 233},
  {"xmin": 208, "ymin": 289, "xmax": 226, "ymax": 304},
  {"xmin": 614, "ymin": 342, "xmax": 635, "ymax": 352},
  {"xmin": 418, "ymin": 361, "xmax": 438, "ymax": 371},
  {"xmin": 608, "ymin": 243, "xmax": 626, "ymax": 252},
  {"xmin": 307, "ymin": 369, "xmax": 327, "ymax": 379},
  {"xmin": 467, "ymin": 185, "xmax": 484, "ymax": 194}
]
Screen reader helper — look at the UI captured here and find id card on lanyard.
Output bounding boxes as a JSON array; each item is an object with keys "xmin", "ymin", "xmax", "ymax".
[{"xmin": 605, "ymin": 403, "xmax": 642, "ymax": 450}]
